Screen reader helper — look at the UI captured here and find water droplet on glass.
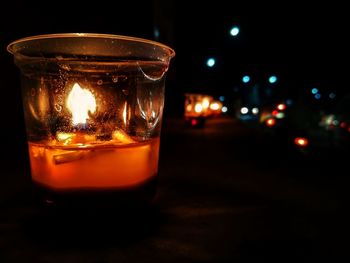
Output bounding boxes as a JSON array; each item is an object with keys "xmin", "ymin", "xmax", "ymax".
[
  {"xmin": 122, "ymin": 89, "xmax": 129, "ymax": 95},
  {"xmin": 112, "ymin": 76, "xmax": 118, "ymax": 83},
  {"xmin": 55, "ymin": 104, "xmax": 62, "ymax": 112},
  {"xmin": 97, "ymin": 80, "xmax": 103, "ymax": 85},
  {"xmin": 55, "ymin": 88, "xmax": 59, "ymax": 93},
  {"xmin": 31, "ymin": 88, "xmax": 36, "ymax": 97}
]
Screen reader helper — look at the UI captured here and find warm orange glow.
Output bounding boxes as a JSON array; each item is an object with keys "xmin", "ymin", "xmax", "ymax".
[
  {"xmin": 266, "ymin": 118, "xmax": 276, "ymax": 127},
  {"xmin": 112, "ymin": 130, "xmax": 135, "ymax": 144},
  {"xmin": 294, "ymin": 137, "xmax": 309, "ymax": 147},
  {"xmin": 277, "ymin": 103, "xmax": 286, "ymax": 111},
  {"xmin": 210, "ymin": 102, "xmax": 220, "ymax": 110},
  {"xmin": 184, "ymin": 93, "xmax": 214, "ymax": 118},
  {"xmin": 202, "ymin": 97, "xmax": 210, "ymax": 109},
  {"xmin": 56, "ymin": 132, "xmax": 75, "ymax": 145},
  {"xmin": 123, "ymin": 102, "xmax": 127, "ymax": 126},
  {"xmin": 55, "ymin": 132, "xmax": 96, "ymax": 145},
  {"xmin": 31, "ymin": 83, "xmax": 159, "ymax": 190},
  {"xmin": 66, "ymin": 83, "xmax": 96, "ymax": 125},
  {"xmin": 29, "ymin": 138, "xmax": 159, "ymax": 189},
  {"xmin": 194, "ymin": 103, "xmax": 203, "ymax": 113},
  {"xmin": 57, "ymin": 133, "xmax": 74, "ymax": 142}
]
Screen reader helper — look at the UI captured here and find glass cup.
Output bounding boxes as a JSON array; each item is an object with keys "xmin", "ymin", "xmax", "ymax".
[{"xmin": 7, "ymin": 33, "xmax": 175, "ymax": 207}]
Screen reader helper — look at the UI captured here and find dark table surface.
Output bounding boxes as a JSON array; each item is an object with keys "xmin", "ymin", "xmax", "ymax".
[{"xmin": 1, "ymin": 117, "xmax": 348, "ymax": 262}]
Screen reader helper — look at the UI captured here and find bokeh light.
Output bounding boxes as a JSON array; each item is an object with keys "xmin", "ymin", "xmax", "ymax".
[
  {"xmin": 242, "ymin": 75, "xmax": 250, "ymax": 83},
  {"xmin": 268, "ymin": 75, "xmax": 277, "ymax": 84},
  {"xmin": 207, "ymin": 58, "xmax": 216, "ymax": 67},
  {"xmin": 230, "ymin": 26, "xmax": 240, "ymax": 36}
]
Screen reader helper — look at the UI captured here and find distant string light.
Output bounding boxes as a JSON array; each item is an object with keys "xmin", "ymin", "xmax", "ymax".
[
  {"xmin": 266, "ymin": 118, "xmax": 276, "ymax": 127},
  {"xmin": 294, "ymin": 137, "xmax": 309, "ymax": 147},
  {"xmin": 242, "ymin": 75, "xmax": 250, "ymax": 83},
  {"xmin": 240, "ymin": 107, "xmax": 248, "ymax": 114},
  {"xmin": 207, "ymin": 58, "xmax": 216, "ymax": 67},
  {"xmin": 268, "ymin": 75, "xmax": 277, "ymax": 84},
  {"xmin": 219, "ymin": 96, "xmax": 225, "ymax": 102},
  {"xmin": 154, "ymin": 27, "xmax": 160, "ymax": 39},
  {"xmin": 277, "ymin": 103, "xmax": 286, "ymax": 111},
  {"xmin": 311, "ymin": 88, "xmax": 319, "ymax": 94},
  {"xmin": 222, "ymin": 106, "xmax": 228, "ymax": 113},
  {"xmin": 329, "ymin": 93, "xmax": 336, "ymax": 99},
  {"xmin": 230, "ymin": 26, "xmax": 240, "ymax": 36},
  {"xmin": 315, "ymin": 93, "xmax": 321, "ymax": 100}
]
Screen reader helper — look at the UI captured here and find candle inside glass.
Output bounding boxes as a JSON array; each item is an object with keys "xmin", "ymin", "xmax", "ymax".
[
  {"xmin": 29, "ymin": 137, "xmax": 160, "ymax": 190},
  {"xmin": 7, "ymin": 34, "xmax": 174, "ymax": 206}
]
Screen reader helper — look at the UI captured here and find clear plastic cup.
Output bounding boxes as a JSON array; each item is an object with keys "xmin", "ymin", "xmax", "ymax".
[{"xmin": 7, "ymin": 33, "xmax": 175, "ymax": 207}]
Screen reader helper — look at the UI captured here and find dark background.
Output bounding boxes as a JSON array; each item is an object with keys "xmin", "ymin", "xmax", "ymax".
[
  {"xmin": 1, "ymin": 0, "xmax": 349, "ymax": 129},
  {"xmin": 1, "ymin": 0, "xmax": 349, "ymax": 261}
]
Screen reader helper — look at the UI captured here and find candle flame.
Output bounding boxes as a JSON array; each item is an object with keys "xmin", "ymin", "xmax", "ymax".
[{"xmin": 67, "ymin": 83, "xmax": 96, "ymax": 125}]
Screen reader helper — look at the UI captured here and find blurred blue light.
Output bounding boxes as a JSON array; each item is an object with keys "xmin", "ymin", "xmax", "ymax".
[
  {"xmin": 154, "ymin": 27, "xmax": 160, "ymax": 39},
  {"xmin": 219, "ymin": 96, "xmax": 225, "ymax": 102},
  {"xmin": 207, "ymin": 58, "xmax": 216, "ymax": 67},
  {"xmin": 329, "ymin": 93, "xmax": 336, "ymax": 99},
  {"xmin": 230, "ymin": 26, "xmax": 240, "ymax": 36},
  {"xmin": 311, "ymin": 88, "xmax": 319, "ymax": 94},
  {"xmin": 242, "ymin": 75, "xmax": 250, "ymax": 83},
  {"xmin": 315, "ymin": 93, "xmax": 321, "ymax": 100},
  {"xmin": 286, "ymin": 99, "xmax": 293, "ymax": 106},
  {"xmin": 268, "ymin": 75, "xmax": 277, "ymax": 84}
]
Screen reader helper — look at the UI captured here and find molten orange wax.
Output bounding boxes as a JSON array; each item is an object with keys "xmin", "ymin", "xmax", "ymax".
[{"xmin": 28, "ymin": 138, "xmax": 159, "ymax": 190}]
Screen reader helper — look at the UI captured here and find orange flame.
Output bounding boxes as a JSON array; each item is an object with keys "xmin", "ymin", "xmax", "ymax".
[{"xmin": 66, "ymin": 83, "xmax": 96, "ymax": 125}]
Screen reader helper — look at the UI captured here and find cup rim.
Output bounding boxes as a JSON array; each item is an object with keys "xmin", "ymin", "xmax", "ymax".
[{"xmin": 7, "ymin": 33, "xmax": 175, "ymax": 58}]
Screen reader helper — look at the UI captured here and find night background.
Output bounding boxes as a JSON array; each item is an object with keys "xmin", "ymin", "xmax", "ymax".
[{"xmin": 0, "ymin": 0, "xmax": 349, "ymax": 261}]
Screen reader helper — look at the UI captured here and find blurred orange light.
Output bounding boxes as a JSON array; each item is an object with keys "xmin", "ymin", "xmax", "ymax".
[
  {"xmin": 202, "ymin": 98, "xmax": 210, "ymax": 109},
  {"xmin": 210, "ymin": 102, "xmax": 220, "ymax": 110},
  {"xmin": 266, "ymin": 118, "xmax": 276, "ymax": 127},
  {"xmin": 277, "ymin": 103, "xmax": 286, "ymax": 111},
  {"xmin": 194, "ymin": 103, "xmax": 203, "ymax": 113},
  {"xmin": 294, "ymin": 137, "xmax": 309, "ymax": 147}
]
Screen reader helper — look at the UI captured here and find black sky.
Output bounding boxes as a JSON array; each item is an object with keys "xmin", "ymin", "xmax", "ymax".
[{"xmin": 0, "ymin": 0, "xmax": 348, "ymax": 128}]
